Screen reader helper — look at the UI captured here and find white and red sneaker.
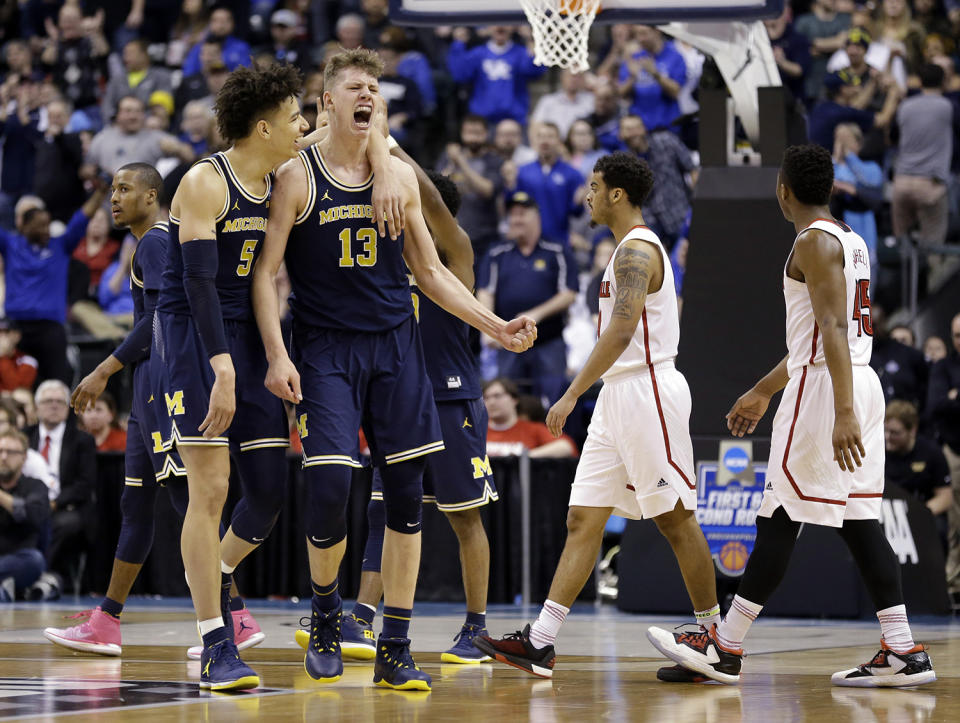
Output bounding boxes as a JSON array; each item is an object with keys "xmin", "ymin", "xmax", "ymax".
[
  {"xmin": 187, "ymin": 608, "xmax": 265, "ymax": 660},
  {"xmin": 832, "ymin": 639, "xmax": 936, "ymax": 687},
  {"xmin": 43, "ymin": 607, "xmax": 122, "ymax": 656}
]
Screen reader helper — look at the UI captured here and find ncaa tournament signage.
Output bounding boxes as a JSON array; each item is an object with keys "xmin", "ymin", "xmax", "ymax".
[{"xmin": 696, "ymin": 441, "xmax": 764, "ymax": 577}]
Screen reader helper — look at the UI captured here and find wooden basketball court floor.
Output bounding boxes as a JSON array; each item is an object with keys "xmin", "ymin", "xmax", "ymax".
[{"xmin": 0, "ymin": 600, "xmax": 957, "ymax": 721}]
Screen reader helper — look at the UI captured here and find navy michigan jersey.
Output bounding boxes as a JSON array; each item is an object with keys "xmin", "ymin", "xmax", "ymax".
[
  {"xmin": 157, "ymin": 151, "xmax": 270, "ymax": 322},
  {"xmin": 410, "ymin": 275, "xmax": 480, "ymax": 401},
  {"xmin": 129, "ymin": 221, "xmax": 169, "ymax": 361},
  {"xmin": 285, "ymin": 144, "xmax": 412, "ymax": 332}
]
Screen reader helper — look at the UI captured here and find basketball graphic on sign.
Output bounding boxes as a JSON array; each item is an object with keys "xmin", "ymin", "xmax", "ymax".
[{"xmin": 718, "ymin": 541, "xmax": 750, "ymax": 576}]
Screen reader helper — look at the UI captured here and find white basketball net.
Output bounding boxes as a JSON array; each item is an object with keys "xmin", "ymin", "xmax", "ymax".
[{"xmin": 519, "ymin": 0, "xmax": 602, "ymax": 73}]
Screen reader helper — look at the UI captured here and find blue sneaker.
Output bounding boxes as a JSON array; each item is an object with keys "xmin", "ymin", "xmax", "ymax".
[
  {"xmin": 199, "ymin": 638, "xmax": 259, "ymax": 691},
  {"xmin": 304, "ymin": 602, "xmax": 343, "ymax": 682},
  {"xmin": 341, "ymin": 613, "xmax": 377, "ymax": 661},
  {"xmin": 373, "ymin": 636, "xmax": 431, "ymax": 691},
  {"xmin": 441, "ymin": 624, "xmax": 492, "ymax": 664}
]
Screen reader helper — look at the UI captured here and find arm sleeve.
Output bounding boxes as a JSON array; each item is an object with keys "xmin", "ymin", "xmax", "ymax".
[
  {"xmin": 181, "ymin": 238, "xmax": 229, "ymax": 358},
  {"xmin": 112, "ymin": 313, "xmax": 153, "ymax": 365}
]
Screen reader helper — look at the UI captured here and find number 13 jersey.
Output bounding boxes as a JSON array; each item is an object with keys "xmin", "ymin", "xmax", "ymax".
[
  {"xmin": 784, "ymin": 218, "xmax": 873, "ymax": 378},
  {"xmin": 285, "ymin": 145, "xmax": 412, "ymax": 332}
]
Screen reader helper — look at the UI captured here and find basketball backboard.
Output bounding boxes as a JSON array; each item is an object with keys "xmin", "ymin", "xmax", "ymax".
[{"xmin": 388, "ymin": 0, "xmax": 784, "ymax": 26}]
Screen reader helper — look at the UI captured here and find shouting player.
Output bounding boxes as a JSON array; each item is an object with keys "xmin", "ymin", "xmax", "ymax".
[
  {"xmin": 152, "ymin": 64, "xmax": 307, "ymax": 691},
  {"xmin": 253, "ymin": 49, "xmax": 535, "ymax": 692},
  {"xmin": 647, "ymin": 144, "xmax": 936, "ymax": 688},
  {"xmin": 475, "ymin": 152, "xmax": 720, "ymax": 680},
  {"xmin": 294, "ymin": 126, "xmax": 497, "ymax": 664}
]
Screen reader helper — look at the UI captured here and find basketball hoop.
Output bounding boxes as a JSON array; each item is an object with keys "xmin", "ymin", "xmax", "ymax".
[{"xmin": 518, "ymin": 0, "xmax": 602, "ymax": 73}]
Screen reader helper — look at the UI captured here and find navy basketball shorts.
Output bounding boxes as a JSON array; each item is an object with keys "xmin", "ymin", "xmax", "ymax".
[
  {"xmin": 371, "ymin": 397, "xmax": 497, "ymax": 511},
  {"xmin": 126, "ymin": 361, "xmax": 185, "ymax": 487},
  {"xmin": 152, "ymin": 312, "xmax": 288, "ymax": 450},
  {"xmin": 291, "ymin": 315, "xmax": 443, "ymax": 469}
]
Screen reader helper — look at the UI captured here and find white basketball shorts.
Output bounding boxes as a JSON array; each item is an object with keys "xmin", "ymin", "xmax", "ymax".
[
  {"xmin": 761, "ymin": 364, "xmax": 884, "ymax": 527},
  {"xmin": 569, "ymin": 363, "xmax": 697, "ymax": 519}
]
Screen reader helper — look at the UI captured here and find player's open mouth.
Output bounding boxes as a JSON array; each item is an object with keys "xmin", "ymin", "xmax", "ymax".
[{"xmin": 353, "ymin": 105, "xmax": 372, "ymax": 129}]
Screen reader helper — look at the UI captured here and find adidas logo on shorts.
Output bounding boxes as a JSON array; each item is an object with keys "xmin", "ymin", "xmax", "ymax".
[{"xmin": 657, "ymin": 479, "xmax": 668, "ymax": 488}]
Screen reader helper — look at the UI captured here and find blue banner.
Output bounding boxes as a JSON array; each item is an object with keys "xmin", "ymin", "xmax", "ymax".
[{"xmin": 695, "ymin": 462, "xmax": 767, "ymax": 576}]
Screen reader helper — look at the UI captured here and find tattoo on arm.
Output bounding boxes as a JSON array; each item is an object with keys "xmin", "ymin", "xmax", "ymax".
[{"xmin": 611, "ymin": 246, "xmax": 651, "ymax": 320}]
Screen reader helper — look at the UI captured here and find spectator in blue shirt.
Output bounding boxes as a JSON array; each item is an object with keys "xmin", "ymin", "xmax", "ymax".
[
  {"xmin": 447, "ymin": 25, "xmax": 547, "ymax": 126},
  {"xmin": 180, "ymin": 5, "xmax": 251, "ymax": 78},
  {"xmin": 831, "ymin": 123, "xmax": 884, "ymax": 263},
  {"xmin": 617, "ymin": 26, "xmax": 686, "ymax": 133},
  {"xmin": 478, "ymin": 192, "xmax": 579, "ymax": 406},
  {"xmin": 506, "ymin": 122, "xmax": 585, "ymax": 245},
  {"xmin": 0, "ymin": 185, "xmax": 108, "ymax": 384}
]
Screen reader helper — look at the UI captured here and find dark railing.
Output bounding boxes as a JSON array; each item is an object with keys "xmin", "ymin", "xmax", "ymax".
[{"xmin": 86, "ymin": 453, "xmax": 583, "ymax": 605}]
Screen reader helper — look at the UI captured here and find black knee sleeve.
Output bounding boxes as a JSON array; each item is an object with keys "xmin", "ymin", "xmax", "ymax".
[
  {"xmin": 837, "ymin": 519, "xmax": 904, "ymax": 610},
  {"xmin": 380, "ymin": 458, "xmax": 426, "ymax": 534},
  {"xmin": 229, "ymin": 447, "xmax": 287, "ymax": 543},
  {"xmin": 115, "ymin": 482, "xmax": 158, "ymax": 565},
  {"xmin": 736, "ymin": 506, "xmax": 802, "ymax": 605},
  {"xmin": 362, "ymin": 498, "xmax": 385, "ymax": 573},
  {"xmin": 304, "ymin": 464, "xmax": 352, "ymax": 548}
]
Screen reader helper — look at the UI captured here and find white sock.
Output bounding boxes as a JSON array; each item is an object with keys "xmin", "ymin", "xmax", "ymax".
[
  {"xmin": 716, "ymin": 595, "xmax": 762, "ymax": 650},
  {"xmin": 528, "ymin": 600, "xmax": 569, "ymax": 649},
  {"xmin": 198, "ymin": 617, "xmax": 225, "ymax": 637},
  {"xmin": 357, "ymin": 603, "xmax": 376, "ymax": 615},
  {"xmin": 877, "ymin": 605, "xmax": 915, "ymax": 653},
  {"xmin": 695, "ymin": 604, "xmax": 721, "ymax": 630},
  {"xmin": 221, "ymin": 561, "xmax": 236, "ymax": 575}
]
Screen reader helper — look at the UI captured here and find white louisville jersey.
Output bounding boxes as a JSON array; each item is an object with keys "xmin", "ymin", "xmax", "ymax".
[
  {"xmin": 598, "ymin": 225, "xmax": 679, "ymax": 381},
  {"xmin": 784, "ymin": 218, "xmax": 873, "ymax": 377}
]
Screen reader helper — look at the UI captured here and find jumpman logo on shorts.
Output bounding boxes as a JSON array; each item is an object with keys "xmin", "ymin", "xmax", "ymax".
[{"xmin": 463, "ymin": 417, "xmax": 472, "ymax": 429}]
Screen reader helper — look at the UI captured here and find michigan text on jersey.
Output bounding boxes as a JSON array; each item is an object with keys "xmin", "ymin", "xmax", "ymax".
[{"xmin": 317, "ymin": 205, "xmax": 375, "ymax": 226}]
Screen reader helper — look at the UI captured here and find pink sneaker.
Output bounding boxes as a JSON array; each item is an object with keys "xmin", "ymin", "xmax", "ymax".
[
  {"xmin": 43, "ymin": 607, "xmax": 122, "ymax": 656},
  {"xmin": 187, "ymin": 608, "xmax": 266, "ymax": 659}
]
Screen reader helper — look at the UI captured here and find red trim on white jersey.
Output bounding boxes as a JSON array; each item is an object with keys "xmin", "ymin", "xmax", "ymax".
[{"xmin": 641, "ymin": 310, "xmax": 694, "ymax": 490}]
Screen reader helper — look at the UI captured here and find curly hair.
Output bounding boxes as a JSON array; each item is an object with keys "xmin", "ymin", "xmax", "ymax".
[
  {"xmin": 213, "ymin": 63, "xmax": 303, "ymax": 144},
  {"xmin": 594, "ymin": 152, "xmax": 654, "ymax": 208},
  {"xmin": 424, "ymin": 169, "xmax": 461, "ymax": 218},
  {"xmin": 323, "ymin": 47, "xmax": 383, "ymax": 92},
  {"xmin": 780, "ymin": 144, "xmax": 834, "ymax": 206}
]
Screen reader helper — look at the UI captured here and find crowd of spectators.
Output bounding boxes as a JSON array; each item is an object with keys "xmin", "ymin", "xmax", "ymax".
[{"xmin": 0, "ymin": 1, "xmax": 959, "ymax": 602}]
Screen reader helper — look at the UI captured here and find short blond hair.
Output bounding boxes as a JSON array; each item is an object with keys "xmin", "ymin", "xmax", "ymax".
[
  {"xmin": 885, "ymin": 399, "xmax": 918, "ymax": 430},
  {"xmin": 323, "ymin": 47, "xmax": 383, "ymax": 92}
]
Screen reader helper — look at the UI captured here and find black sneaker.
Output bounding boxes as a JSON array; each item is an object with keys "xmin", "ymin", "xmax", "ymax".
[
  {"xmin": 646, "ymin": 624, "xmax": 742, "ymax": 685},
  {"xmin": 832, "ymin": 640, "xmax": 936, "ymax": 687},
  {"xmin": 657, "ymin": 664, "xmax": 710, "ymax": 683},
  {"xmin": 472, "ymin": 624, "xmax": 555, "ymax": 679}
]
